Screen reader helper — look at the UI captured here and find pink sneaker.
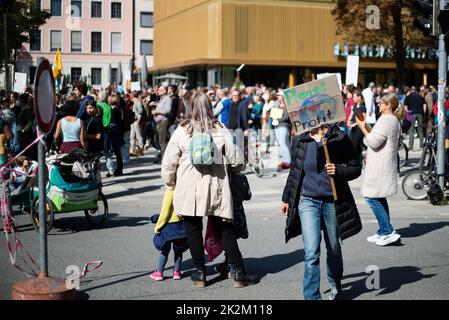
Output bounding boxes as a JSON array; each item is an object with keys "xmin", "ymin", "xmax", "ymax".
[
  {"xmin": 173, "ymin": 271, "xmax": 181, "ymax": 280},
  {"xmin": 151, "ymin": 271, "xmax": 163, "ymax": 281}
]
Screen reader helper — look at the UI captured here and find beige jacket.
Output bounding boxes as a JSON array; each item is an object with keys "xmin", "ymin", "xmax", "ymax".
[
  {"xmin": 161, "ymin": 124, "xmax": 244, "ymax": 220},
  {"xmin": 361, "ymin": 114, "xmax": 400, "ymax": 198}
]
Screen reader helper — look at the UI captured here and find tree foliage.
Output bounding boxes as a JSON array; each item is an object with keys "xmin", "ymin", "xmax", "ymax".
[
  {"xmin": 333, "ymin": 0, "xmax": 435, "ymax": 48},
  {"xmin": 0, "ymin": 0, "xmax": 50, "ymax": 66},
  {"xmin": 332, "ymin": 0, "xmax": 437, "ymax": 85}
]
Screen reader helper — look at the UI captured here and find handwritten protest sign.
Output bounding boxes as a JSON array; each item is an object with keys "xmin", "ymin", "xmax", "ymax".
[
  {"xmin": 317, "ymin": 73, "xmax": 342, "ymax": 91},
  {"xmin": 283, "ymin": 75, "xmax": 345, "ymax": 135}
]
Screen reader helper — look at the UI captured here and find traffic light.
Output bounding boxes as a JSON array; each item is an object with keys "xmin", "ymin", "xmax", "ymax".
[
  {"xmin": 438, "ymin": 7, "xmax": 449, "ymax": 35},
  {"xmin": 437, "ymin": 2, "xmax": 449, "ymax": 53},
  {"xmin": 413, "ymin": 0, "xmax": 439, "ymax": 36}
]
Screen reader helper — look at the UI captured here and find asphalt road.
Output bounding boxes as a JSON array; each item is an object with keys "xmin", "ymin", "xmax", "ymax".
[{"xmin": 1, "ymin": 148, "xmax": 449, "ymax": 300}]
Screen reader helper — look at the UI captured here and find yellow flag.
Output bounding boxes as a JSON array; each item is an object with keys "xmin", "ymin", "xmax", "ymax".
[{"xmin": 52, "ymin": 49, "xmax": 63, "ymax": 79}]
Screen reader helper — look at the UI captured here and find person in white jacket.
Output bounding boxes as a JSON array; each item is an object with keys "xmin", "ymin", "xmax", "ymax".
[
  {"xmin": 362, "ymin": 82, "xmax": 377, "ymax": 127},
  {"xmin": 356, "ymin": 92, "xmax": 402, "ymax": 246}
]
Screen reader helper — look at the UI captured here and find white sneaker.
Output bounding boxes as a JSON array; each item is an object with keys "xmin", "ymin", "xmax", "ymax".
[
  {"xmin": 375, "ymin": 232, "xmax": 401, "ymax": 246},
  {"xmin": 367, "ymin": 234, "xmax": 381, "ymax": 243}
]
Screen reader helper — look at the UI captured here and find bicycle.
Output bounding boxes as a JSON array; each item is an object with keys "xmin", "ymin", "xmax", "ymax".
[
  {"xmin": 418, "ymin": 128, "xmax": 437, "ymax": 172},
  {"xmin": 398, "ymin": 133, "xmax": 409, "ymax": 170},
  {"xmin": 246, "ymin": 130, "xmax": 276, "ymax": 178}
]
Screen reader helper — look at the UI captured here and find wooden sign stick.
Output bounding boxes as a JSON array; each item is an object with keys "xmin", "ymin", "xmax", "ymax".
[{"xmin": 321, "ymin": 127, "xmax": 338, "ymax": 201}]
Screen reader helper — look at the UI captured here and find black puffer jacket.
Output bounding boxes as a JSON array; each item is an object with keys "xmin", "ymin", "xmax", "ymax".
[{"xmin": 283, "ymin": 124, "xmax": 363, "ymax": 243}]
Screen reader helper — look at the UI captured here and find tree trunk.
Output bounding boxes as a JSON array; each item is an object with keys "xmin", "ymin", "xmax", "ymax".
[{"xmin": 392, "ymin": 2, "xmax": 407, "ymax": 87}]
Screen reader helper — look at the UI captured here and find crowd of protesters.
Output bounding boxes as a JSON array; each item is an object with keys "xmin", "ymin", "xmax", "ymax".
[
  {"xmin": 2, "ymin": 79, "xmax": 448, "ymax": 171},
  {"xmin": 2, "ymin": 77, "xmax": 449, "ymax": 299}
]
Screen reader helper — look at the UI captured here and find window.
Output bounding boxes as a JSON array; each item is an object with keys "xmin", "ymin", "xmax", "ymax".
[
  {"xmin": 111, "ymin": 68, "xmax": 118, "ymax": 84},
  {"xmin": 30, "ymin": 30, "xmax": 41, "ymax": 51},
  {"xmin": 91, "ymin": 68, "xmax": 102, "ymax": 85},
  {"xmin": 140, "ymin": 12, "xmax": 153, "ymax": 28},
  {"xmin": 91, "ymin": 1, "xmax": 102, "ymax": 18},
  {"xmin": 30, "ymin": 66, "xmax": 37, "ymax": 84},
  {"xmin": 110, "ymin": 32, "xmax": 122, "ymax": 53},
  {"xmin": 50, "ymin": 30, "xmax": 62, "ymax": 52},
  {"xmin": 91, "ymin": 32, "xmax": 102, "ymax": 53},
  {"xmin": 50, "ymin": 0, "xmax": 62, "ymax": 16},
  {"xmin": 71, "ymin": 68, "xmax": 82, "ymax": 83},
  {"xmin": 71, "ymin": 31, "xmax": 82, "ymax": 52},
  {"xmin": 111, "ymin": 2, "xmax": 122, "ymax": 19},
  {"xmin": 71, "ymin": 0, "xmax": 82, "ymax": 17},
  {"xmin": 32, "ymin": 0, "xmax": 42, "ymax": 11},
  {"xmin": 140, "ymin": 40, "xmax": 153, "ymax": 55}
]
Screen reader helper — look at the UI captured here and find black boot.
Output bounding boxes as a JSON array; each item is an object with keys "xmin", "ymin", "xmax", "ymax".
[
  {"xmin": 214, "ymin": 261, "xmax": 235, "ymax": 280},
  {"xmin": 229, "ymin": 263, "xmax": 257, "ymax": 288},
  {"xmin": 190, "ymin": 268, "xmax": 206, "ymax": 288}
]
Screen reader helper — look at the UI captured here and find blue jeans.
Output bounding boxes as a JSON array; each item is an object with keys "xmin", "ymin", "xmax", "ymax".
[
  {"xmin": 11, "ymin": 122, "xmax": 21, "ymax": 154},
  {"xmin": 275, "ymin": 126, "xmax": 291, "ymax": 164},
  {"xmin": 299, "ymin": 197, "xmax": 343, "ymax": 300},
  {"xmin": 365, "ymin": 198, "xmax": 394, "ymax": 236},
  {"xmin": 157, "ymin": 240, "xmax": 184, "ymax": 273}
]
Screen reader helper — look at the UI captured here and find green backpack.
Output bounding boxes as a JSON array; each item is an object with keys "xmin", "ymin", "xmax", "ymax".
[{"xmin": 189, "ymin": 132, "xmax": 215, "ymax": 165}]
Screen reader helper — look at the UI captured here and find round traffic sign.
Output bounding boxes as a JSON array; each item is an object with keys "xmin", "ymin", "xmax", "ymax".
[{"xmin": 34, "ymin": 59, "xmax": 56, "ymax": 134}]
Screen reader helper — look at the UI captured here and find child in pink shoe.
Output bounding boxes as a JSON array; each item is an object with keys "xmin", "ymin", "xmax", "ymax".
[{"xmin": 150, "ymin": 189, "xmax": 188, "ymax": 281}]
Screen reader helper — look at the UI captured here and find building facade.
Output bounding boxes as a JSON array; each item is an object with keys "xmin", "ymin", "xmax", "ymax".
[
  {"xmin": 152, "ymin": 0, "xmax": 437, "ymax": 88},
  {"xmin": 135, "ymin": 0, "xmax": 154, "ymax": 82},
  {"xmin": 16, "ymin": 0, "xmax": 134, "ymax": 89}
]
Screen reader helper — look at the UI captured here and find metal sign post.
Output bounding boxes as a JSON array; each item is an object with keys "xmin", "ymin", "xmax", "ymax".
[
  {"xmin": 437, "ymin": 0, "xmax": 448, "ymax": 190},
  {"xmin": 37, "ymin": 129, "xmax": 48, "ymax": 276},
  {"xmin": 11, "ymin": 59, "xmax": 75, "ymax": 300}
]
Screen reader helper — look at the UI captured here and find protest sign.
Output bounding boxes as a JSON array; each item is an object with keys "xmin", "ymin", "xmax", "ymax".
[
  {"xmin": 317, "ymin": 73, "xmax": 342, "ymax": 91},
  {"xmin": 13, "ymin": 72, "xmax": 27, "ymax": 93},
  {"xmin": 131, "ymin": 82, "xmax": 141, "ymax": 92},
  {"xmin": 345, "ymin": 55, "xmax": 359, "ymax": 85},
  {"xmin": 283, "ymin": 75, "xmax": 345, "ymax": 135}
]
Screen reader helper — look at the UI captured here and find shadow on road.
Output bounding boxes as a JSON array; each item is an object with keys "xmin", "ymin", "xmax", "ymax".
[
  {"xmin": 105, "ymin": 185, "xmax": 163, "ymax": 199},
  {"xmin": 396, "ymin": 222, "xmax": 449, "ymax": 238},
  {"xmin": 102, "ymin": 174, "xmax": 160, "ymax": 186},
  {"xmin": 82, "ymin": 270, "xmax": 152, "ymax": 294},
  {"xmin": 244, "ymin": 249, "xmax": 304, "ymax": 280},
  {"xmin": 329, "ymin": 266, "xmax": 435, "ymax": 300},
  {"xmin": 51, "ymin": 213, "xmax": 150, "ymax": 234}
]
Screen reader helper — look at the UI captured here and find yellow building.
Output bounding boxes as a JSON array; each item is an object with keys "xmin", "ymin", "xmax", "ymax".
[{"xmin": 152, "ymin": 0, "xmax": 437, "ymax": 87}]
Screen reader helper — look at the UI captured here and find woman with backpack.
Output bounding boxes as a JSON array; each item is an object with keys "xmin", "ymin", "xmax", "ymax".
[{"xmin": 161, "ymin": 91, "xmax": 257, "ymax": 289}]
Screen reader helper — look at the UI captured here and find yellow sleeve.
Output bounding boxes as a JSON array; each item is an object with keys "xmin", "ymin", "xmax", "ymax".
[{"xmin": 154, "ymin": 189, "xmax": 176, "ymax": 233}]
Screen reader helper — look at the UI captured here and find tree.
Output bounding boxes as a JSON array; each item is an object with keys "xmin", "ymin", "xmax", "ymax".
[
  {"xmin": 332, "ymin": 0, "xmax": 437, "ymax": 87},
  {"xmin": 0, "ymin": 0, "xmax": 50, "ymax": 69}
]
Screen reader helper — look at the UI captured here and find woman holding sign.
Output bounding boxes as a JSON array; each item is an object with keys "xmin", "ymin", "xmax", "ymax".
[
  {"xmin": 281, "ymin": 123, "xmax": 362, "ymax": 300},
  {"xmin": 355, "ymin": 93, "xmax": 402, "ymax": 246}
]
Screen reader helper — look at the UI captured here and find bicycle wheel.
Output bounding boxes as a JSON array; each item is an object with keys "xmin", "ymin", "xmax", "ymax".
[
  {"xmin": 31, "ymin": 196, "xmax": 54, "ymax": 233},
  {"xmin": 398, "ymin": 142, "xmax": 408, "ymax": 168},
  {"xmin": 84, "ymin": 192, "xmax": 109, "ymax": 227},
  {"xmin": 402, "ymin": 171, "xmax": 434, "ymax": 200}
]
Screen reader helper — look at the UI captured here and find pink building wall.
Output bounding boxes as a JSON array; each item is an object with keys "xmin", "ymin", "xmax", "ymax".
[{"xmin": 17, "ymin": 0, "xmax": 134, "ymax": 87}]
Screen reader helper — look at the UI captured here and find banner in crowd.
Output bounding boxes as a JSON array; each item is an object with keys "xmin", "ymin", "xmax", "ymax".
[
  {"xmin": 283, "ymin": 75, "xmax": 345, "ymax": 135},
  {"xmin": 345, "ymin": 55, "xmax": 359, "ymax": 86},
  {"xmin": 13, "ymin": 72, "xmax": 27, "ymax": 93},
  {"xmin": 131, "ymin": 82, "xmax": 141, "ymax": 92}
]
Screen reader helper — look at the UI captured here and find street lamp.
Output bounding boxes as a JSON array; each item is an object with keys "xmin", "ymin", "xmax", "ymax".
[{"xmin": 1, "ymin": 0, "xmax": 14, "ymax": 92}]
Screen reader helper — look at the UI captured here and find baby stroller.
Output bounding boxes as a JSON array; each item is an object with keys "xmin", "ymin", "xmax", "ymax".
[{"xmin": 31, "ymin": 148, "xmax": 108, "ymax": 233}]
